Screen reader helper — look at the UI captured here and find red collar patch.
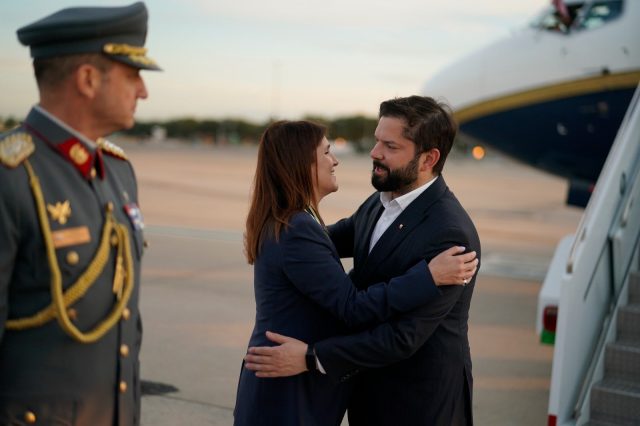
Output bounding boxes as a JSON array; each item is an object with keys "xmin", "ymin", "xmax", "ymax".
[{"xmin": 56, "ymin": 138, "xmax": 94, "ymax": 179}]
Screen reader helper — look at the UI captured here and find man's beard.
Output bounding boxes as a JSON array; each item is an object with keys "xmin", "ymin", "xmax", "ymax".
[{"xmin": 371, "ymin": 154, "xmax": 420, "ymax": 193}]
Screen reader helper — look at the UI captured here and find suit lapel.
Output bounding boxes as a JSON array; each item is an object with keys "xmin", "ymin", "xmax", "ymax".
[
  {"xmin": 358, "ymin": 177, "xmax": 448, "ymax": 282},
  {"xmin": 306, "ymin": 210, "xmax": 341, "ymax": 262},
  {"xmin": 354, "ymin": 200, "xmax": 384, "ymax": 267}
]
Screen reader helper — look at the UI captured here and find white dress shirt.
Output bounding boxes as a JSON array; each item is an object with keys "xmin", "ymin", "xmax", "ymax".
[
  {"xmin": 369, "ymin": 176, "xmax": 438, "ymax": 252},
  {"xmin": 316, "ymin": 175, "xmax": 438, "ymax": 374}
]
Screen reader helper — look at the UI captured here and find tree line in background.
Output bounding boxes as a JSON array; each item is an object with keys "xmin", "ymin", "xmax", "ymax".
[
  {"xmin": 1, "ymin": 115, "xmax": 472, "ymax": 154},
  {"xmin": 0, "ymin": 117, "xmax": 19, "ymax": 132},
  {"xmin": 0, "ymin": 115, "xmax": 377, "ymax": 152},
  {"xmin": 125, "ymin": 115, "xmax": 380, "ymax": 152}
]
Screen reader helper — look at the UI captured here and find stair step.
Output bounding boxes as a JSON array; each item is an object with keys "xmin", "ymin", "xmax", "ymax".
[
  {"xmin": 617, "ymin": 304, "xmax": 640, "ymax": 342},
  {"xmin": 590, "ymin": 378, "xmax": 640, "ymax": 425},
  {"xmin": 605, "ymin": 341, "xmax": 640, "ymax": 382},
  {"xmin": 629, "ymin": 271, "xmax": 640, "ymax": 304}
]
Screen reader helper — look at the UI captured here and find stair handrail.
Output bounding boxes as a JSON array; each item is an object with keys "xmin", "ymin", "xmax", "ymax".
[
  {"xmin": 566, "ymin": 83, "xmax": 640, "ymax": 276},
  {"xmin": 573, "ymin": 234, "xmax": 640, "ymax": 422},
  {"xmin": 572, "ymin": 150, "xmax": 640, "ymax": 421},
  {"xmin": 550, "ymin": 81, "xmax": 640, "ymax": 425}
]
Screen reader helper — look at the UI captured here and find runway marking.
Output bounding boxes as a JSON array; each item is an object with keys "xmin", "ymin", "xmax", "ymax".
[
  {"xmin": 145, "ymin": 225, "xmax": 243, "ymax": 242},
  {"xmin": 480, "ymin": 252, "xmax": 550, "ymax": 281},
  {"xmin": 474, "ymin": 376, "xmax": 550, "ymax": 391},
  {"xmin": 142, "ymin": 380, "xmax": 179, "ymax": 395},
  {"xmin": 146, "ymin": 225, "xmax": 550, "ymax": 280},
  {"xmin": 141, "ymin": 393, "xmax": 234, "ymax": 412},
  {"xmin": 470, "ymin": 324, "xmax": 553, "ymax": 361}
]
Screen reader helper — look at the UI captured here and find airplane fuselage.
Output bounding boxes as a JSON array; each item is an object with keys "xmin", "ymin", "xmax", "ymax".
[{"xmin": 423, "ymin": 0, "xmax": 640, "ymax": 206}]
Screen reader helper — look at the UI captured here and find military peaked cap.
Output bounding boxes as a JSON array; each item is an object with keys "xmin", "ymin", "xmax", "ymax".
[{"xmin": 16, "ymin": 2, "xmax": 160, "ymax": 71}]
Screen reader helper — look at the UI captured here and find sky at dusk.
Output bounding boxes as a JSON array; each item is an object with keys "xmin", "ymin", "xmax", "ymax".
[{"xmin": 0, "ymin": 0, "xmax": 545, "ymax": 122}]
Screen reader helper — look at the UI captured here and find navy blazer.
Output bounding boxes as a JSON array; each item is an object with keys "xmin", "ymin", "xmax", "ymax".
[
  {"xmin": 234, "ymin": 211, "xmax": 442, "ymax": 426},
  {"xmin": 315, "ymin": 176, "xmax": 481, "ymax": 426}
]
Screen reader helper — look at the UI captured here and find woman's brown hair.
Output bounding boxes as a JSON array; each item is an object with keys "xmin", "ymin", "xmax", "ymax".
[{"xmin": 245, "ymin": 120, "xmax": 326, "ymax": 264}]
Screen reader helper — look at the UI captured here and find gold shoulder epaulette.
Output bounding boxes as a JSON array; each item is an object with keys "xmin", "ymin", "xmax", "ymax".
[
  {"xmin": 0, "ymin": 132, "xmax": 35, "ymax": 168},
  {"xmin": 97, "ymin": 138, "xmax": 128, "ymax": 160}
]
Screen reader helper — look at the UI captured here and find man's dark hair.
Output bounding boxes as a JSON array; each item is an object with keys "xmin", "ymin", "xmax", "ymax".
[
  {"xmin": 379, "ymin": 96, "xmax": 457, "ymax": 174},
  {"xmin": 34, "ymin": 53, "xmax": 113, "ymax": 91}
]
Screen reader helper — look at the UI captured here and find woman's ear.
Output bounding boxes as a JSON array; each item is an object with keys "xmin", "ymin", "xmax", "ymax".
[
  {"xmin": 420, "ymin": 148, "xmax": 441, "ymax": 172},
  {"xmin": 74, "ymin": 64, "xmax": 102, "ymax": 99}
]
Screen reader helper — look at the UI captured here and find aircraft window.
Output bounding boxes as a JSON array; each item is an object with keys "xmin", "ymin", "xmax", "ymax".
[{"xmin": 577, "ymin": 1, "xmax": 623, "ymax": 30}]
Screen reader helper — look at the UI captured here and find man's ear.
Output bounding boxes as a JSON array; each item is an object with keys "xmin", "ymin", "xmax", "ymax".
[
  {"xmin": 420, "ymin": 148, "xmax": 440, "ymax": 172},
  {"xmin": 74, "ymin": 64, "xmax": 102, "ymax": 99}
]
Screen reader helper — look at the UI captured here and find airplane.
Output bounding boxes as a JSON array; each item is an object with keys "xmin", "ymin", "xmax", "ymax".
[
  {"xmin": 424, "ymin": 2, "xmax": 640, "ymax": 425},
  {"xmin": 422, "ymin": 0, "xmax": 640, "ymax": 207}
]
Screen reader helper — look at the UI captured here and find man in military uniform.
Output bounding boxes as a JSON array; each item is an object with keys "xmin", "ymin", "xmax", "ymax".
[{"xmin": 0, "ymin": 3, "xmax": 160, "ymax": 425}]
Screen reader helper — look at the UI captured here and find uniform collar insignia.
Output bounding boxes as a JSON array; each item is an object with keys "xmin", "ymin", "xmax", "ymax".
[
  {"xmin": 23, "ymin": 108, "xmax": 102, "ymax": 179},
  {"xmin": 0, "ymin": 132, "xmax": 35, "ymax": 168},
  {"xmin": 69, "ymin": 142, "xmax": 89, "ymax": 165},
  {"xmin": 56, "ymin": 138, "xmax": 94, "ymax": 178},
  {"xmin": 47, "ymin": 200, "xmax": 72, "ymax": 225}
]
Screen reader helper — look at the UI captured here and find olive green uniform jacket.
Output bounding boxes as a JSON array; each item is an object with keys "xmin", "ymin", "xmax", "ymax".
[{"xmin": 0, "ymin": 107, "xmax": 144, "ymax": 426}]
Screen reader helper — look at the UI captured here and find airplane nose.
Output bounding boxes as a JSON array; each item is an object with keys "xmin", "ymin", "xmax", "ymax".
[
  {"xmin": 422, "ymin": 29, "xmax": 539, "ymax": 118},
  {"xmin": 422, "ymin": 55, "xmax": 484, "ymax": 113}
]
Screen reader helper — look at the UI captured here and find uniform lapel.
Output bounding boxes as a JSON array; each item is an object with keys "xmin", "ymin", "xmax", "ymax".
[{"xmin": 24, "ymin": 107, "xmax": 98, "ymax": 180}]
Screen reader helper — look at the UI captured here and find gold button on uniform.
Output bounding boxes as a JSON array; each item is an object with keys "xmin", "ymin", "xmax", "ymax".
[
  {"xmin": 90, "ymin": 168, "xmax": 97, "ymax": 179},
  {"xmin": 122, "ymin": 307, "xmax": 131, "ymax": 321},
  {"xmin": 24, "ymin": 411, "xmax": 36, "ymax": 424},
  {"xmin": 66, "ymin": 251, "xmax": 79, "ymax": 265},
  {"xmin": 119, "ymin": 381, "xmax": 128, "ymax": 393},
  {"xmin": 120, "ymin": 344, "xmax": 129, "ymax": 357}
]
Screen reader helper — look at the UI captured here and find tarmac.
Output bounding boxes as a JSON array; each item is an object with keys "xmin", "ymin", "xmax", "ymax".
[{"xmin": 121, "ymin": 140, "xmax": 583, "ymax": 425}]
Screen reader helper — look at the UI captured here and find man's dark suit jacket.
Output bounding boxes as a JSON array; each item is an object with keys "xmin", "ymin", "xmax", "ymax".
[
  {"xmin": 234, "ymin": 212, "xmax": 443, "ymax": 426},
  {"xmin": 316, "ymin": 175, "xmax": 481, "ymax": 426}
]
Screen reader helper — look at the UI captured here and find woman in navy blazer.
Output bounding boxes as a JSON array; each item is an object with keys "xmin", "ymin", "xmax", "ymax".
[{"xmin": 233, "ymin": 121, "xmax": 466, "ymax": 426}]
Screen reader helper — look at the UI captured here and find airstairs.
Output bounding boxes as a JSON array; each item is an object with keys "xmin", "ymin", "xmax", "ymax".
[
  {"xmin": 587, "ymin": 270, "xmax": 640, "ymax": 425},
  {"xmin": 544, "ymin": 82, "xmax": 640, "ymax": 426}
]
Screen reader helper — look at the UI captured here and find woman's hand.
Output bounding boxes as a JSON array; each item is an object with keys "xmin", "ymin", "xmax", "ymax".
[
  {"xmin": 244, "ymin": 331, "xmax": 309, "ymax": 378},
  {"xmin": 428, "ymin": 246, "xmax": 478, "ymax": 286}
]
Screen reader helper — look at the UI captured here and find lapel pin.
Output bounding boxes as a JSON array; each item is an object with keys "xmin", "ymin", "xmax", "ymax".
[{"xmin": 398, "ymin": 224, "xmax": 404, "ymax": 230}]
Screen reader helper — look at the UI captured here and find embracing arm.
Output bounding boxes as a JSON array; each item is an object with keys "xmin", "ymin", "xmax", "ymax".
[
  {"xmin": 314, "ymin": 228, "xmax": 477, "ymax": 381},
  {"xmin": 315, "ymin": 285, "xmax": 464, "ymax": 382},
  {"xmin": 282, "ymin": 215, "xmax": 473, "ymax": 329},
  {"xmin": 245, "ymin": 227, "xmax": 478, "ymax": 378},
  {"xmin": 246, "ymin": 283, "xmax": 465, "ymax": 379}
]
